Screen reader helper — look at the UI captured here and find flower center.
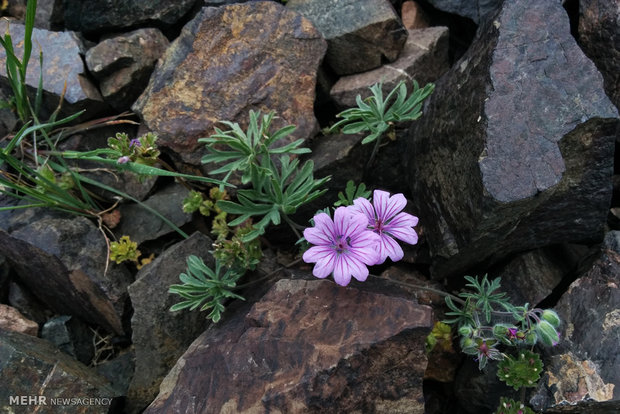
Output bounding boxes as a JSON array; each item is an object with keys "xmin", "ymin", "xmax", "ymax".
[
  {"xmin": 374, "ymin": 219, "xmax": 384, "ymax": 234},
  {"xmin": 332, "ymin": 235, "xmax": 352, "ymax": 254}
]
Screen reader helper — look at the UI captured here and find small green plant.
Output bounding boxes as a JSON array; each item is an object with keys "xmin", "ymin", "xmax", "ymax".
[
  {"xmin": 493, "ymin": 397, "xmax": 535, "ymax": 414},
  {"xmin": 200, "ymin": 110, "xmax": 329, "ymax": 241},
  {"xmin": 425, "ymin": 321, "xmax": 454, "ymax": 353},
  {"xmin": 0, "ymin": 0, "xmax": 40, "ymax": 122},
  {"xmin": 330, "ymin": 80, "xmax": 434, "ymax": 166},
  {"xmin": 109, "ymin": 235, "xmax": 141, "ymax": 264},
  {"xmin": 169, "ymin": 255, "xmax": 245, "ymax": 323},
  {"xmin": 440, "ymin": 275, "xmax": 561, "ymax": 413},
  {"xmin": 334, "ymin": 180, "xmax": 372, "ymax": 207},
  {"xmin": 212, "ymin": 221, "xmax": 263, "ymax": 272},
  {"xmin": 497, "ymin": 350, "xmax": 543, "ymax": 390}
]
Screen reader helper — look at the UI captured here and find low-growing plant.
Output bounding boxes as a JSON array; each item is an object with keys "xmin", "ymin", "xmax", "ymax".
[
  {"xmin": 330, "ymin": 80, "xmax": 434, "ymax": 166},
  {"xmin": 169, "ymin": 255, "xmax": 245, "ymax": 323},
  {"xmin": 199, "ymin": 110, "xmax": 330, "ymax": 241}
]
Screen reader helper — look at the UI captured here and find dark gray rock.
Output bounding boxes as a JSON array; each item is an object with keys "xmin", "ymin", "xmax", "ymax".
[
  {"xmin": 0, "ymin": 329, "xmax": 120, "ymax": 413},
  {"xmin": 0, "ymin": 216, "xmax": 133, "ymax": 335},
  {"xmin": 578, "ymin": 0, "xmax": 620, "ymax": 110},
  {"xmin": 0, "ymin": 20, "xmax": 106, "ymax": 119},
  {"xmin": 132, "ymin": 2, "xmax": 326, "ymax": 172},
  {"xmin": 116, "ymin": 183, "xmax": 192, "ymax": 245},
  {"xmin": 126, "ymin": 232, "xmax": 213, "ymax": 413},
  {"xmin": 330, "ymin": 26, "xmax": 449, "ymax": 109},
  {"xmin": 145, "ymin": 278, "xmax": 432, "ymax": 414},
  {"xmin": 8, "ymin": 281, "xmax": 51, "ymax": 325},
  {"xmin": 86, "ymin": 28, "xmax": 170, "ymax": 111},
  {"xmin": 41, "ymin": 315, "xmax": 95, "ymax": 365},
  {"xmin": 287, "ymin": 0, "xmax": 408, "ymax": 75},
  {"xmin": 63, "ymin": 0, "xmax": 197, "ymax": 34},
  {"xmin": 425, "ymin": 0, "xmax": 501, "ymax": 24},
  {"xmin": 404, "ymin": 0, "xmax": 619, "ymax": 279},
  {"xmin": 95, "ymin": 351, "xmax": 135, "ymax": 396},
  {"xmin": 530, "ymin": 231, "xmax": 620, "ymax": 412}
]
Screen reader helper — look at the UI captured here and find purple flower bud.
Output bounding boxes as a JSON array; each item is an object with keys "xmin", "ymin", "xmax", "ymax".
[
  {"xmin": 129, "ymin": 138, "xmax": 141, "ymax": 147},
  {"xmin": 117, "ymin": 155, "xmax": 130, "ymax": 164}
]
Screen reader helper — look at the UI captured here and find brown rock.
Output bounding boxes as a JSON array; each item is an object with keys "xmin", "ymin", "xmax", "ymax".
[
  {"xmin": 133, "ymin": 3, "xmax": 326, "ymax": 171},
  {"xmin": 145, "ymin": 278, "xmax": 432, "ymax": 413},
  {"xmin": 86, "ymin": 28, "xmax": 170, "ymax": 111},
  {"xmin": 287, "ymin": 0, "xmax": 407, "ymax": 75},
  {"xmin": 0, "ymin": 304, "xmax": 38, "ymax": 336},
  {"xmin": 331, "ymin": 26, "xmax": 449, "ymax": 109},
  {"xmin": 402, "ymin": 1, "xmax": 430, "ymax": 30}
]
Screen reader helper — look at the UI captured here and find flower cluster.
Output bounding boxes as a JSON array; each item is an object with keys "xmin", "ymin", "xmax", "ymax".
[{"xmin": 303, "ymin": 190, "xmax": 419, "ymax": 286}]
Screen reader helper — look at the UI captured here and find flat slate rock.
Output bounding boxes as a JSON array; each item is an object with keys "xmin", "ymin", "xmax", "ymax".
[
  {"xmin": 404, "ymin": 0, "xmax": 619, "ymax": 278},
  {"xmin": 133, "ymin": 2, "xmax": 326, "ymax": 171},
  {"xmin": 145, "ymin": 279, "xmax": 432, "ymax": 413}
]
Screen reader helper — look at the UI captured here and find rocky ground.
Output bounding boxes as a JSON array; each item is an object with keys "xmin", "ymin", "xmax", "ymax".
[{"xmin": 0, "ymin": 0, "xmax": 619, "ymax": 413}]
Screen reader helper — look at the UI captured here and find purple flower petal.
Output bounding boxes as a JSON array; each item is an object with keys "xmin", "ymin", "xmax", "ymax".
[
  {"xmin": 351, "ymin": 197, "xmax": 375, "ymax": 223},
  {"xmin": 332, "ymin": 255, "xmax": 353, "ymax": 286},
  {"xmin": 374, "ymin": 190, "xmax": 406, "ymax": 222}
]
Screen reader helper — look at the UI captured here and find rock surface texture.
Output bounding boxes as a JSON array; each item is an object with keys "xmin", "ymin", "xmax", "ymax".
[
  {"xmin": 529, "ymin": 231, "xmax": 620, "ymax": 413},
  {"xmin": 0, "ymin": 217, "xmax": 132, "ymax": 335},
  {"xmin": 133, "ymin": 2, "xmax": 326, "ymax": 170},
  {"xmin": 126, "ymin": 232, "xmax": 214, "ymax": 413},
  {"xmin": 330, "ymin": 26, "xmax": 449, "ymax": 109},
  {"xmin": 404, "ymin": 0, "xmax": 619, "ymax": 278},
  {"xmin": 63, "ymin": 0, "xmax": 196, "ymax": 34},
  {"xmin": 85, "ymin": 28, "xmax": 170, "ymax": 111},
  {"xmin": 0, "ymin": 329, "xmax": 120, "ymax": 413},
  {"xmin": 287, "ymin": 0, "xmax": 407, "ymax": 75},
  {"xmin": 144, "ymin": 278, "xmax": 432, "ymax": 414},
  {"xmin": 0, "ymin": 20, "xmax": 105, "ymax": 117},
  {"xmin": 578, "ymin": 0, "xmax": 620, "ymax": 110},
  {"xmin": 425, "ymin": 0, "xmax": 502, "ymax": 24}
]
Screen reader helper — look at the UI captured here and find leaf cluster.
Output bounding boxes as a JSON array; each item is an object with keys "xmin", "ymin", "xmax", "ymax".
[
  {"xmin": 497, "ymin": 350, "xmax": 543, "ymax": 390},
  {"xmin": 334, "ymin": 180, "xmax": 372, "ymax": 207},
  {"xmin": 493, "ymin": 397, "xmax": 535, "ymax": 414},
  {"xmin": 200, "ymin": 110, "xmax": 329, "ymax": 241},
  {"xmin": 169, "ymin": 255, "xmax": 245, "ymax": 323},
  {"xmin": 330, "ymin": 80, "xmax": 435, "ymax": 145},
  {"xmin": 109, "ymin": 235, "xmax": 141, "ymax": 264},
  {"xmin": 107, "ymin": 132, "xmax": 160, "ymax": 166}
]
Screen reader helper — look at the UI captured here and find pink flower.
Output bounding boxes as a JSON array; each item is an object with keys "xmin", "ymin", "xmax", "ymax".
[
  {"xmin": 350, "ymin": 190, "xmax": 419, "ymax": 264},
  {"xmin": 117, "ymin": 155, "xmax": 130, "ymax": 164},
  {"xmin": 303, "ymin": 207, "xmax": 381, "ymax": 286}
]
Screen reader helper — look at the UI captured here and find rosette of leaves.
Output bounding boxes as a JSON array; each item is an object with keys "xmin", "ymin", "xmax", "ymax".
[
  {"xmin": 497, "ymin": 350, "xmax": 543, "ymax": 390},
  {"xmin": 213, "ymin": 221, "xmax": 262, "ymax": 272},
  {"xmin": 444, "ymin": 275, "xmax": 509, "ymax": 327},
  {"xmin": 169, "ymin": 255, "xmax": 244, "ymax": 323},
  {"xmin": 494, "ymin": 397, "xmax": 535, "ymax": 414},
  {"xmin": 200, "ymin": 111, "xmax": 329, "ymax": 241}
]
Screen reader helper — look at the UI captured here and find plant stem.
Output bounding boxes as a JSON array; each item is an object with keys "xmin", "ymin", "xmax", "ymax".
[
  {"xmin": 367, "ymin": 273, "xmax": 467, "ymax": 305},
  {"xmin": 283, "ymin": 214, "xmax": 303, "ymax": 240},
  {"xmin": 365, "ymin": 133, "xmax": 383, "ymax": 169}
]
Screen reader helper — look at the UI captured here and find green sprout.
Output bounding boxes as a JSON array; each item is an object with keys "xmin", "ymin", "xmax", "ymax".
[{"xmin": 169, "ymin": 255, "xmax": 245, "ymax": 323}]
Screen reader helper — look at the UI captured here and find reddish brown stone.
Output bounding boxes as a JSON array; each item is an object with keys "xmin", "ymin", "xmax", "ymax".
[
  {"xmin": 0, "ymin": 304, "xmax": 38, "ymax": 336},
  {"xmin": 145, "ymin": 279, "xmax": 432, "ymax": 413},
  {"xmin": 402, "ymin": 1, "xmax": 430, "ymax": 30},
  {"xmin": 133, "ymin": 3, "xmax": 326, "ymax": 170}
]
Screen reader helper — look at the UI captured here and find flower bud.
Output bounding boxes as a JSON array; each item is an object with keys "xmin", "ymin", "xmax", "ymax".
[
  {"xmin": 536, "ymin": 320, "xmax": 560, "ymax": 347},
  {"xmin": 541, "ymin": 309, "xmax": 561, "ymax": 328},
  {"xmin": 458, "ymin": 325, "xmax": 473, "ymax": 337}
]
